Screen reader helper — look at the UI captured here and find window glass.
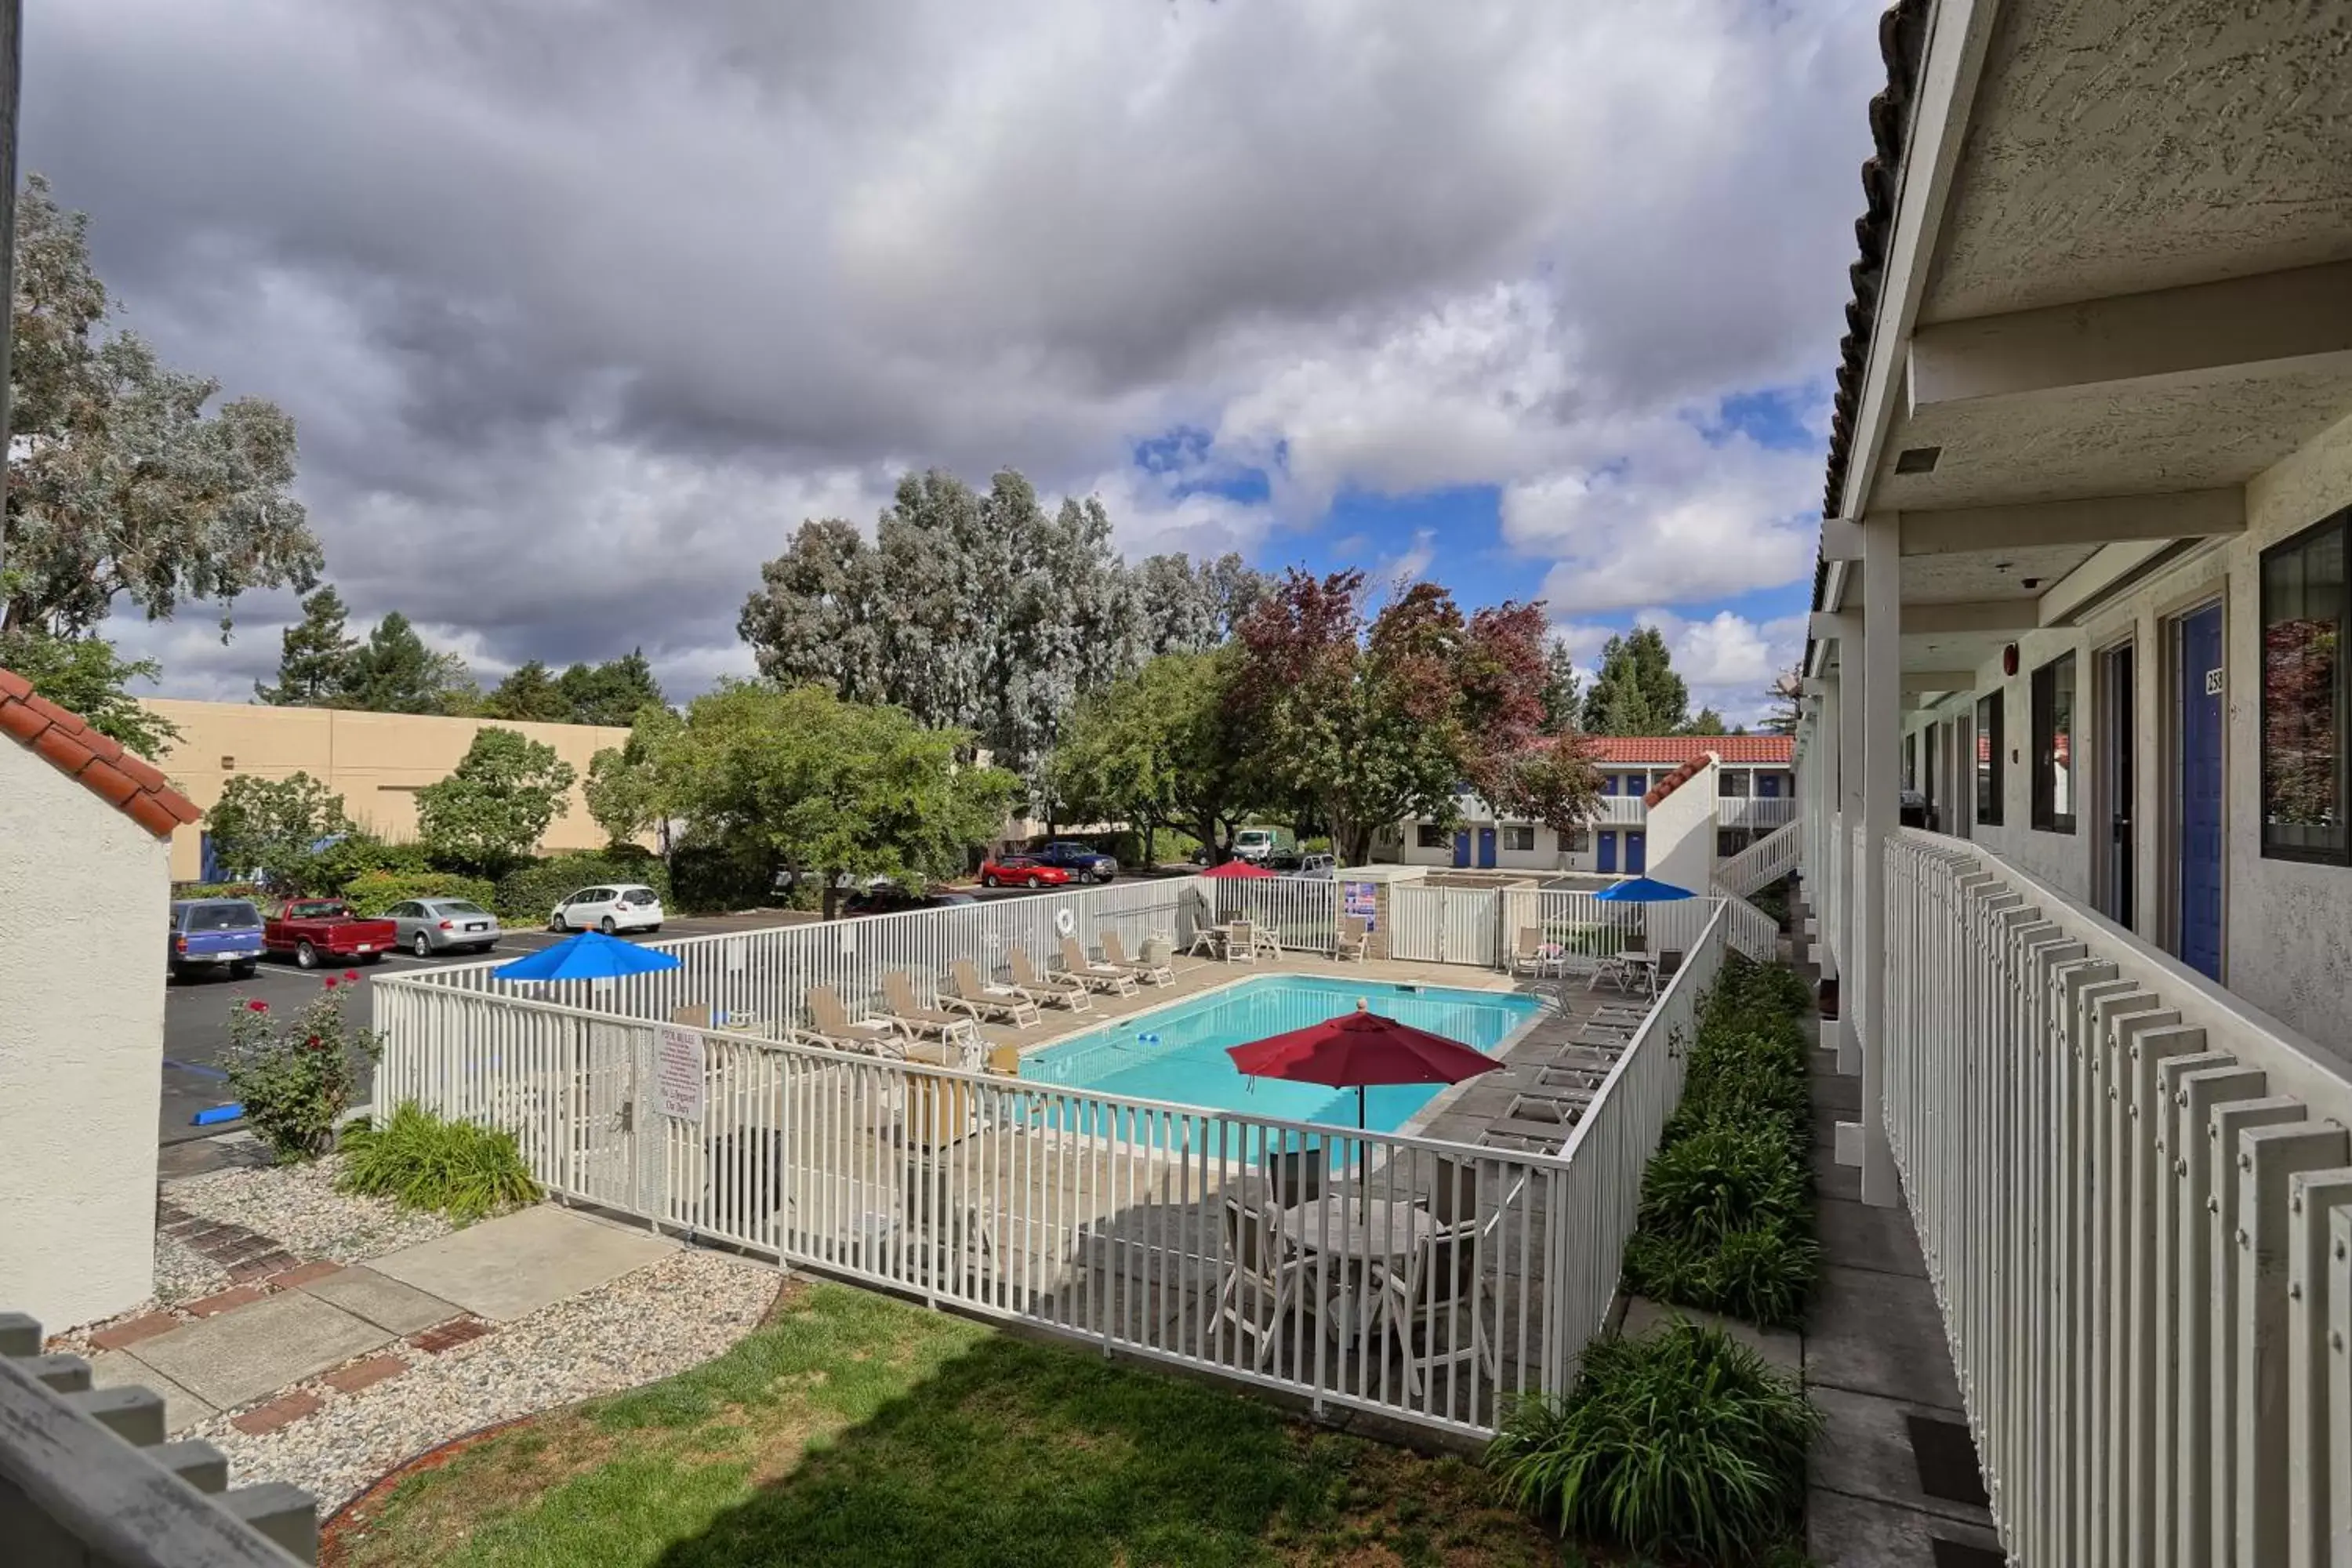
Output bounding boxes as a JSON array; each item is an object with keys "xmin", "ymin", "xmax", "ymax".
[
  {"xmin": 187, "ymin": 903, "xmax": 262, "ymax": 931},
  {"xmin": 1502, "ymin": 824, "xmax": 1535, "ymax": 851},
  {"xmin": 440, "ymin": 902, "xmax": 489, "ymax": 916},
  {"xmin": 1975, "ymin": 691, "xmax": 2004, "ymax": 826},
  {"xmin": 1558, "ymin": 828, "xmax": 1588, "ymax": 853},
  {"xmin": 1719, "ymin": 770, "xmax": 1750, "ymax": 797},
  {"xmin": 2032, "ymin": 655, "xmax": 2077, "ymax": 833},
  {"xmin": 1415, "ymin": 823, "xmax": 1448, "ymax": 849},
  {"xmin": 2263, "ymin": 510, "xmax": 2349, "ymax": 862}
]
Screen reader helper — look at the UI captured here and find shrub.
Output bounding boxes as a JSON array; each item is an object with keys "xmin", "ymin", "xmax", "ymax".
[
  {"xmin": 337, "ymin": 1102, "xmax": 542, "ymax": 1221},
  {"xmin": 666, "ymin": 841, "xmax": 772, "ymax": 913},
  {"xmin": 177, "ymin": 881, "xmax": 263, "ymax": 901},
  {"xmin": 313, "ymin": 830, "xmax": 437, "ymax": 890},
  {"xmin": 1489, "ymin": 1319, "xmax": 1820, "ymax": 1564},
  {"xmin": 341, "ymin": 870, "xmax": 499, "ymax": 916},
  {"xmin": 495, "ymin": 853, "xmax": 671, "ymax": 924},
  {"xmin": 1637, "ymin": 1127, "xmax": 1810, "ymax": 1246},
  {"xmin": 222, "ymin": 980, "xmax": 381, "ymax": 1163}
]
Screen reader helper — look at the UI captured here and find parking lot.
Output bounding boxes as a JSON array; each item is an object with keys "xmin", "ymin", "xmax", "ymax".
[{"xmin": 158, "ymin": 912, "xmax": 792, "ymax": 1145}]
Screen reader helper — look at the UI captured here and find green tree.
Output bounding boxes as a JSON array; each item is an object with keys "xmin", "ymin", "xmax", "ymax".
[
  {"xmin": 415, "ymin": 727, "xmax": 577, "ymax": 874},
  {"xmin": 203, "ymin": 771, "xmax": 354, "ymax": 891},
  {"xmin": 555, "ymin": 650, "xmax": 666, "ymax": 727},
  {"xmin": 338, "ymin": 612, "xmax": 474, "ymax": 715},
  {"xmin": 482, "ymin": 660, "xmax": 572, "ymax": 723},
  {"xmin": 0, "ymin": 627, "xmax": 186, "ymax": 759},
  {"xmin": 1762, "ymin": 668, "xmax": 1803, "ymax": 736},
  {"xmin": 255, "ymin": 586, "xmax": 359, "ymax": 706},
  {"xmin": 1581, "ymin": 626, "xmax": 1690, "ymax": 735},
  {"xmin": 1537, "ymin": 638, "xmax": 1581, "ymax": 734},
  {"xmin": 3, "ymin": 176, "xmax": 320, "ymax": 635},
  {"xmin": 583, "ymin": 707, "xmax": 678, "ymax": 848},
  {"xmin": 632, "ymin": 682, "xmax": 1015, "ymax": 918},
  {"xmin": 1686, "ymin": 706, "xmax": 1728, "ymax": 735},
  {"xmin": 1051, "ymin": 650, "xmax": 1258, "ymax": 865}
]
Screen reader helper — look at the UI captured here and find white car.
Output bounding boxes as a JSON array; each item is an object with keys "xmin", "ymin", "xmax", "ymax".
[
  {"xmin": 550, "ymin": 884, "xmax": 665, "ymax": 935},
  {"xmin": 1232, "ymin": 828, "xmax": 1279, "ymax": 862}
]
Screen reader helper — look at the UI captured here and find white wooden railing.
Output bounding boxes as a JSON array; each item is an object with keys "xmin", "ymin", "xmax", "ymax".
[
  {"xmin": 1715, "ymin": 797, "xmax": 1798, "ymax": 830},
  {"xmin": 372, "ymin": 904, "xmax": 1731, "ymax": 1439},
  {"xmin": 1715, "ymin": 820, "xmax": 1800, "ymax": 900},
  {"xmin": 1717, "ymin": 895, "xmax": 1781, "ymax": 966},
  {"xmin": 1593, "ymin": 797, "xmax": 1649, "ymax": 824},
  {"xmin": 1882, "ymin": 829, "xmax": 2352, "ymax": 1567}
]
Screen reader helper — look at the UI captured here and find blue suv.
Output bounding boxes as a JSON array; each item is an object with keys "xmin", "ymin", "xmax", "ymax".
[{"xmin": 1031, "ymin": 840, "xmax": 1120, "ymax": 883}]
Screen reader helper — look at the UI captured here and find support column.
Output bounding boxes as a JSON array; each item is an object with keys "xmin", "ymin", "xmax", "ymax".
[
  {"xmin": 1833, "ymin": 618, "xmax": 1864, "ymax": 1077},
  {"xmin": 1858, "ymin": 516, "xmax": 1902, "ymax": 1208},
  {"xmin": 1814, "ymin": 674, "xmax": 1842, "ymax": 989}
]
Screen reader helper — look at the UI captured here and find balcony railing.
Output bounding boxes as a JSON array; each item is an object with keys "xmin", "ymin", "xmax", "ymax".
[
  {"xmin": 1715, "ymin": 796, "xmax": 1796, "ymax": 830},
  {"xmin": 1880, "ymin": 828, "xmax": 2352, "ymax": 1566},
  {"xmin": 1592, "ymin": 796, "xmax": 1648, "ymax": 824}
]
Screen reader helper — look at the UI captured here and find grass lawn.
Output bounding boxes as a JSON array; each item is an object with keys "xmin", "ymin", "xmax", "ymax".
[{"xmin": 330, "ymin": 1279, "xmax": 1560, "ymax": 1568}]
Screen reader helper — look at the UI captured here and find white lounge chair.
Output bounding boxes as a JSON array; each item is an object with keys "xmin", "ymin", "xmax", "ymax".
[
  {"xmin": 1333, "ymin": 914, "xmax": 1368, "ymax": 963},
  {"xmin": 944, "ymin": 958, "xmax": 1042, "ymax": 1029},
  {"xmin": 804, "ymin": 985, "xmax": 913, "ymax": 1056},
  {"xmin": 1058, "ymin": 935, "xmax": 1139, "ymax": 996},
  {"xmin": 880, "ymin": 971, "xmax": 984, "ymax": 1064},
  {"xmin": 1011, "ymin": 946, "xmax": 1092, "ymax": 1011},
  {"xmin": 1100, "ymin": 931, "xmax": 1173, "ymax": 988}
]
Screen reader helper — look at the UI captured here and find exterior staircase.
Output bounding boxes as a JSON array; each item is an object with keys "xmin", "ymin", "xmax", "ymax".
[{"xmin": 1715, "ymin": 818, "xmax": 1798, "ymax": 899}]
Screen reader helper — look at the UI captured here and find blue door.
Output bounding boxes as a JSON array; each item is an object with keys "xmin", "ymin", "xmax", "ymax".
[
  {"xmin": 1476, "ymin": 826, "xmax": 1497, "ymax": 868},
  {"xmin": 1451, "ymin": 829, "xmax": 1472, "ymax": 869},
  {"xmin": 1597, "ymin": 832, "xmax": 1617, "ymax": 873},
  {"xmin": 1758, "ymin": 773, "xmax": 1780, "ymax": 797},
  {"xmin": 1627, "ymin": 831, "xmax": 1647, "ymax": 875},
  {"xmin": 2176, "ymin": 605, "xmax": 2225, "ymax": 978}
]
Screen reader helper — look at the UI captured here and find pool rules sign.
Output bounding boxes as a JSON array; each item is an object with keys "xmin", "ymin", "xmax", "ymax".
[{"xmin": 656, "ymin": 1025, "xmax": 706, "ymax": 1122}]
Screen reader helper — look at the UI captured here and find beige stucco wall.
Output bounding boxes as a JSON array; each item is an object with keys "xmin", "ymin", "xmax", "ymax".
[
  {"xmin": 1645, "ymin": 758, "xmax": 1719, "ymax": 897},
  {"xmin": 140, "ymin": 702, "xmax": 634, "ymax": 880},
  {"xmin": 0, "ymin": 747, "xmax": 168, "ymax": 1330},
  {"xmin": 1914, "ymin": 408, "xmax": 2352, "ymax": 1053}
]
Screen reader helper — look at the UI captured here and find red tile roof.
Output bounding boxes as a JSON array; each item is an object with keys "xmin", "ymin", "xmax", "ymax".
[
  {"xmin": 0, "ymin": 666, "xmax": 201, "ymax": 840},
  {"xmin": 1587, "ymin": 735, "xmax": 1794, "ymax": 765},
  {"xmin": 1642, "ymin": 755, "xmax": 1713, "ymax": 808}
]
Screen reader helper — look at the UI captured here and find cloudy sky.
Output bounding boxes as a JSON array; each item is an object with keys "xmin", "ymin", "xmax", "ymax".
[{"xmin": 27, "ymin": 0, "xmax": 1878, "ymax": 724}]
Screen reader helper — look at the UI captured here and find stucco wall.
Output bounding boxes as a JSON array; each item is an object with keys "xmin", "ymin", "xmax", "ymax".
[
  {"xmin": 1646, "ymin": 759, "xmax": 1719, "ymax": 898},
  {"xmin": 0, "ymin": 747, "xmax": 167, "ymax": 1330},
  {"xmin": 1905, "ymin": 408, "xmax": 2352, "ymax": 1051},
  {"xmin": 140, "ymin": 701, "xmax": 635, "ymax": 880}
]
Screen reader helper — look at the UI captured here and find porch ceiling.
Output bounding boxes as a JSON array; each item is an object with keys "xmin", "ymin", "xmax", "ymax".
[
  {"xmin": 1919, "ymin": 0, "xmax": 2352, "ymax": 325},
  {"xmin": 1900, "ymin": 544, "xmax": 2096, "ymax": 605}
]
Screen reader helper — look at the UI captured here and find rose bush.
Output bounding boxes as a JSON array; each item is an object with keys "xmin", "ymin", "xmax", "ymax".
[{"xmin": 221, "ymin": 975, "xmax": 383, "ymax": 1162}]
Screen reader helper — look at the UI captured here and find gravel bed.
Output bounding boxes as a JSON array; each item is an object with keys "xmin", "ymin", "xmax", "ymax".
[
  {"xmin": 201, "ymin": 1247, "xmax": 782, "ymax": 1512},
  {"xmin": 166, "ymin": 1154, "xmax": 460, "ymax": 1263},
  {"xmin": 153, "ymin": 1232, "xmax": 232, "ymax": 1305}
]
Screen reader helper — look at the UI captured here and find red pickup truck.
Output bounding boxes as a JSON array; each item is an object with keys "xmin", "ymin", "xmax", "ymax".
[{"xmin": 263, "ymin": 898, "xmax": 398, "ymax": 969}]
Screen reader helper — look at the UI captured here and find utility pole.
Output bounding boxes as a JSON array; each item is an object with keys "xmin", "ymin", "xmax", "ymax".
[{"xmin": 0, "ymin": 0, "xmax": 20, "ymax": 585}]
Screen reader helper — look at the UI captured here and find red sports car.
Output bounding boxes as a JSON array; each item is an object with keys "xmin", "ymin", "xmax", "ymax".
[{"xmin": 979, "ymin": 855, "xmax": 1073, "ymax": 889}]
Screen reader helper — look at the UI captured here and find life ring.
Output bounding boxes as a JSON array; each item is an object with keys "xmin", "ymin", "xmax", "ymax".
[{"xmin": 1053, "ymin": 906, "xmax": 1076, "ymax": 938}]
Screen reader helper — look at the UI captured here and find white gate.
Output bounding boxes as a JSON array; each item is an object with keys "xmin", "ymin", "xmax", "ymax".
[{"xmin": 1388, "ymin": 886, "xmax": 1499, "ymax": 966}]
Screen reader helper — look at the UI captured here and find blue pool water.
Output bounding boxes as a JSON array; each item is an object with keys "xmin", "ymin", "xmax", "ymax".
[{"xmin": 1018, "ymin": 975, "xmax": 1541, "ymax": 1134}]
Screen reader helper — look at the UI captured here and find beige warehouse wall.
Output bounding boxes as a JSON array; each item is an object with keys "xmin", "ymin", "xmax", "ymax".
[
  {"xmin": 140, "ymin": 700, "xmax": 634, "ymax": 880},
  {"xmin": 0, "ymin": 746, "xmax": 167, "ymax": 1330}
]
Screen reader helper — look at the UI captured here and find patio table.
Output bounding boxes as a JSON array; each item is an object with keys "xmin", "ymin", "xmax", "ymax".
[{"xmin": 1277, "ymin": 1195, "xmax": 1439, "ymax": 1345}]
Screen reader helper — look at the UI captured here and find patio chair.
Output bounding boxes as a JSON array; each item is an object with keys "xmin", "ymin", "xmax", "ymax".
[
  {"xmin": 1261, "ymin": 1146, "xmax": 1327, "ymax": 1208},
  {"xmin": 1654, "ymin": 949, "xmax": 1685, "ymax": 991},
  {"xmin": 1508, "ymin": 927, "xmax": 1557, "ymax": 978},
  {"xmin": 1058, "ymin": 934, "xmax": 1140, "ymax": 996},
  {"xmin": 944, "ymin": 958, "xmax": 1042, "ymax": 1029},
  {"xmin": 1376, "ymin": 1207, "xmax": 1505, "ymax": 1399},
  {"xmin": 1224, "ymin": 919, "xmax": 1259, "ymax": 965},
  {"xmin": 1333, "ymin": 914, "xmax": 1368, "ymax": 963},
  {"xmin": 880, "ymin": 971, "xmax": 985, "ymax": 1061},
  {"xmin": 1213, "ymin": 1197, "xmax": 1308, "ymax": 1371},
  {"xmin": 1100, "ymin": 931, "xmax": 1174, "ymax": 989},
  {"xmin": 803, "ymin": 985, "xmax": 913, "ymax": 1057},
  {"xmin": 1010, "ymin": 946, "xmax": 1093, "ymax": 1011}
]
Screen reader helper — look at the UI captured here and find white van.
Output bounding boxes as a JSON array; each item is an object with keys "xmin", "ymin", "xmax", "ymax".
[{"xmin": 1232, "ymin": 828, "xmax": 1279, "ymax": 862}]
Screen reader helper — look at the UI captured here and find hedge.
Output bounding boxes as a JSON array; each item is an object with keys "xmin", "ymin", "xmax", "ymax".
[
  {"xmin": 341, "ymin": 871, "xmax": 500, "ymax": 917},
  {"xmin": 495, "ymin": 853, "xmax": 671, "ymax": 924},
  {"xmin": 175, "ymin": 882, "xmax": 265, "ymax": 902}
]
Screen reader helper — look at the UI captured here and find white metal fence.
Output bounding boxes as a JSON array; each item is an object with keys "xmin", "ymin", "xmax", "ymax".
[
  {"xmin": 1883, "ymin": 829, "xmax": 2352, "ymax": 1567},
  {"xmin": 370, "ymin": 884, "xmax": 1733, "ymax": 1439}
]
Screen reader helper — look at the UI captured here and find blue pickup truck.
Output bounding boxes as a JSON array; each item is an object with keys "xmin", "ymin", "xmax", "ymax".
[
  {"xmin": 169, "ymin": 898, "xmax": 267, "ymax": 982},
  {"xmin": 1029, "ymin": 840, "xmax": 1120, "ymax": 883}
]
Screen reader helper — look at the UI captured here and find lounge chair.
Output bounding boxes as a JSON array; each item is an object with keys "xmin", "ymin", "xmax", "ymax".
[
  {"xmin": 944, "ymin": 958, "xmax": 1042, "ymax": 1029},
  {"xmin": 1508, "ymin": 927, "xmax": 1559, "ymax": 978},
  {"xmin": 803, "ymin": 985, "xmax": 913, "ymax": 1056},
  {"xmin": 1058, "ymin": 935, "xmax": 1139, "ymax": 996},
  {"xmin": 880, "ymin": 971, "xmax": 984, "ymax": 1057},
  {"xmin": 1332, "ymin": 914, "xmax": 1367, "ymax": 963},
  {"xmin": 1100, "ymin": 931, "xmax": 1173, "ymax": 988},
  {"xmin": 1011, "ymin": 946, "xmax": 1092, "ymax": 1011}
]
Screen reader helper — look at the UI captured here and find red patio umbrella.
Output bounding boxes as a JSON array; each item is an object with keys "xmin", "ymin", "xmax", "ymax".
[
  {"xmin": 1200, "ymin": 858, "xmax": 1276, "ymax": 879},
  {"xmin": 1226, "ymin": 1000, "xmax": 1501, "ymax": 1131}
]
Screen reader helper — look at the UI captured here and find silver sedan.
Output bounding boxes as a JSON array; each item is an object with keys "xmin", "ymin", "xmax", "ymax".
[{"xmin": 384, "ymin": 898, "xmax": 503, "ymax": 957}]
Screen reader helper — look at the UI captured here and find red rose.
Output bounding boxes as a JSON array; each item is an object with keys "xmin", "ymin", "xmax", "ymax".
[
  {"xmin": 343, "ymin": 971, "xmax": 360, "ymax": 982},
  {"xmin": 306, "ymin": 1035, "xmax": 326, "ymax": 1051},
  {"xmin": 247, "ymin": 1000, "xmax": 269, "ymax": 1013}
]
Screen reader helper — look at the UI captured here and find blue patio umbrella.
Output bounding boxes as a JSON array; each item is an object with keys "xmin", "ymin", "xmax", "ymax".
[
  {"xmin": 494, "ymin": 929, "xmax": 682, "ymax": 982},
  {"xmin": 1592, "ymin": 875, "xmax": 1695, "ymax": 903}
]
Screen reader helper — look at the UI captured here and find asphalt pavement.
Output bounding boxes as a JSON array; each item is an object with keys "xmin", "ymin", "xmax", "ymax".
[{"xmin": 158, "ymin": 912, "xmax": 790, "ymax": 1145}]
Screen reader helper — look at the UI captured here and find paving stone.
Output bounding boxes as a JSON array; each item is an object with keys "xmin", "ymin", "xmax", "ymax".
[
  {"xmin": 1809, "ymin": 1484, "xmax": 2005, "ymax": 1566},
  {"xmin": 1806, "ymin": 1265, "xmax": 1963, "ymax": 1410},
  {"xmin": 1818, "ymin": 1196, "xmax": 1928, "ymax": 1278},
  {"xmin": 230, "ymin": 1390, "xmax": 323, "ymax": 1436},
  {"xmin": 368, "ymin": 1204, "xmax": 674, "ymax": 1323},
  {"xmin": 297, "ymin": 1266, "xmax": 460, "ymax": 1336},
  {"xmin": 1621, "ymin": 1295, "xmax": 1802, "ymax": 1374},
  {"xmin": 266, "ymin": 1260, "xmax": 345, "ymax": 1289},
  {"xmin": 89, "ymin": 1312, "xmax": 180, "ymax": 1351},
  {"xmin": 407, "ymin": 1316, "xmax": 495, "ymax": 1355},
  {"xmin": 183, "ymin": 1286, "xmax": 269, "ymax": 1319},
  {"xmin": 85, "ymin": 1350, "xmax": 218, "ymax": 1434},
  {"xmin": 1809, "ymin": 1384, "xmax": 1994, "ymax": 1528},
  {"xmin": 227, "ymin": 1251, "xmax": 299, "ymax": 1283},
  {"xmin": 128, "ymin": 1291, "xmax": 391, "ymax": 1410},
  {"xmin": 322, "ymin": 1354, "xmax": 408, "ymax": 1395}
]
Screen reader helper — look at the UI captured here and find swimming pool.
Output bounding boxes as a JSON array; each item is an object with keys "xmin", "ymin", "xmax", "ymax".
[{"xmin": 1018, "ymin": 975, "xmax": 1542, "ymax": 1134}]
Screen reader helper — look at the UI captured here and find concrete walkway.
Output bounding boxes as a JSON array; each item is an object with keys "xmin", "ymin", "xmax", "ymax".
[
  {"xmin": 83, "ymin": 1206, "xmax": 673, "ymax": 1436},
  {"xmin": 1791, "ymin": 902, "xmax": 2005, "ymax": 1566}
]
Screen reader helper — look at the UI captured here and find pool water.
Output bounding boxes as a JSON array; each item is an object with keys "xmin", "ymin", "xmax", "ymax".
[{"xmin": 1018, "ymin": 975, "xmax": 1542, "ymax": 1134}]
